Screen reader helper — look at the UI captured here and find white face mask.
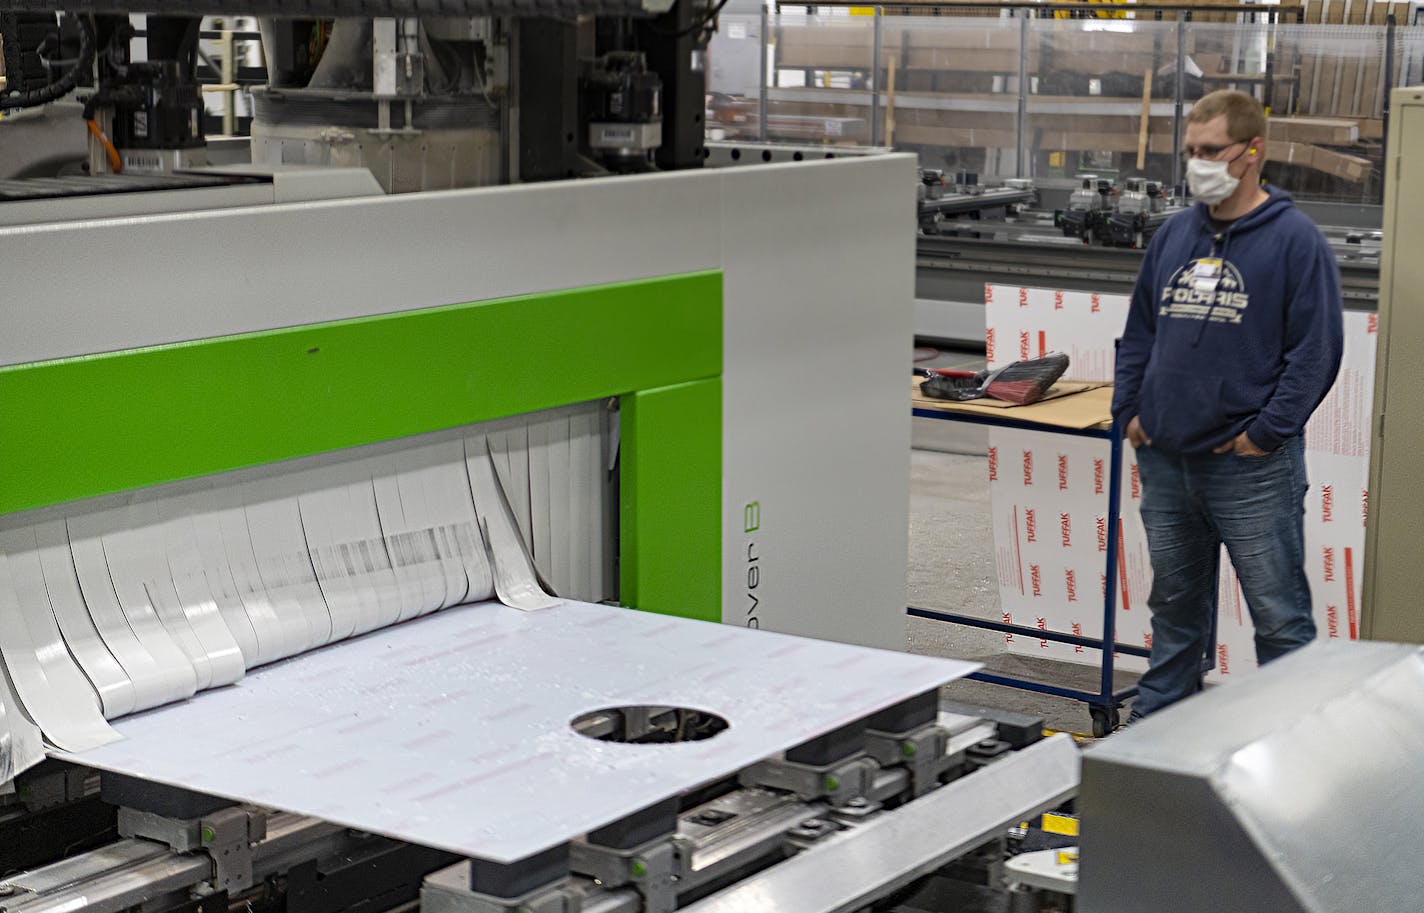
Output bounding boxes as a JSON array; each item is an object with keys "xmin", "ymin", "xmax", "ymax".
[{"xmin": 1186, "ymin": 158, "xmax": 1240, "ymax": 206}]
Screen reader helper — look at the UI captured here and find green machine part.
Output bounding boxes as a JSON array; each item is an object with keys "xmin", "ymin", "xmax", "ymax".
[{"xmin": 0, "ymin": 272, "xmax": 723, "ymax": 622}]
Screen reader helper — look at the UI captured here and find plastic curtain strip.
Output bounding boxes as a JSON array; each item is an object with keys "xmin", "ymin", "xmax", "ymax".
[{"xmin": 0, "ymin": 403, "xmax": 612, "ymax": 774}]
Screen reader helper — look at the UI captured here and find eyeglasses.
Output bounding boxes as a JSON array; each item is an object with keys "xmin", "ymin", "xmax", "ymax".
[{"xmin": 1183, "ymin": 140, "xmax": 1246, "ymax": 160}]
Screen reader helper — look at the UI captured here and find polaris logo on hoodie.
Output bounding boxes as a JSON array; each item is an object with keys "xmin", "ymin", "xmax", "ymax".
[{"xmin": 1160, "ymin": 259, "xmax": 1250, "ymax": 323}]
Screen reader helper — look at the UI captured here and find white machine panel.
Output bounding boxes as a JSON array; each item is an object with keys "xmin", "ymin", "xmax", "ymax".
[
  {"xmin": 0, "ymin": 155, "xmax": 918, "ymax": 650},
  {"xmin": 61, "ymin": 598, "xmax": 976, "ymax": 862},
  {"xmin": 720, "ymin": 156, "xmax": 916, "ymax": 649}
]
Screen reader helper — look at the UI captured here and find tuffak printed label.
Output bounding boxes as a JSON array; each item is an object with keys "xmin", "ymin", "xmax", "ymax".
[{"xmin": 985, "ymin": 288, "xmax": 1374, "ymax": 678}]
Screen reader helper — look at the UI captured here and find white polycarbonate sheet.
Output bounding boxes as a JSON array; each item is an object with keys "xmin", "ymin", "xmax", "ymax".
[
  {"xmin": 0, "ymin": 404, "xmax": 609, "ymax": 783},
  {"xmin": 62, "ymin": 599, "xmax": 976, "ymax": 863},
  {"xmin": 0, "ymin": 658, "xmax": 44, "ymax": 780},
  {"xmin": 33, "ymin": 520, "xmax": 135, "ymax": 719},
  {"xmin": 0, "ymin": 536, "xmax": 117, "ymax": 752}
]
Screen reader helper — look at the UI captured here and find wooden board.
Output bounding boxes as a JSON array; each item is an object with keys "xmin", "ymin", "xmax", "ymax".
[
  {"xmin": 913, "ymin": 379, "xmax": 1114, "ymax": 430},
  {"xmin": 1269, "ymin": 115, "xmax": 1361, "ymax": 143},
  {"xmin": 896, "ymin": 123, "xmax": 1019, "ymax": 148},
  {"xmin": 1299, "ymin": 0, "xmax": 1324, "ymax": 113},
  {"xmin": 1361, "ymin": 0, "xmax": 1393, "ymax": 118},
  {"xmin": 1336, "ymin": 0, "xmax": 1370, "ymax": 116},
  {"xmin": 1309, "ymin": 142, "xmax": 1375, "ymax": 180},
  {"xmin": 1311, "ymin": 0, "xmax": 1346, "ymax": 115},
  {"xmin": 1359, "ymin": 116, "xmax": 1385, "ymax": 139}
]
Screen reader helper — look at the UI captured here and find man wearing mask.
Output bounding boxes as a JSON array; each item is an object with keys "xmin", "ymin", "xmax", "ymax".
[{"xmin": 1112, "ymin": 90, "xmax": 1344, "ymax": 723}]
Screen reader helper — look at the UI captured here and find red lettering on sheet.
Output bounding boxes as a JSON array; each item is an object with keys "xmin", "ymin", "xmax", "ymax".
[
  {"xmin": 1030, "ymin": 565, "xmax": 1043, "ymax": 597},
  {"xmin": 986, "ymin": 327, "xmax": 996, "ymax": 362},
  {"xmin": 1096, "ymin": 516, "xmax": 1108, "ymax": 553},
  {"xmin": 1217, "ymin": 643, "xmax": 1230, "ymax": 675},
  {"xmin": 985, "ymin": 283, "xmax": 995, "ymax": 305},
  {"xmin": 1023, "ymin": 451, "xmax": 1034, "ymax": 486},
  {"xmin": 1117, "ymin": 519, "xmax": 1131, "ymax": 612},
  {"xmin": 1093, "ymin": 459, "xmax": 1105, "ymax": 495},
  {"xmin": 1130, "ymin": 465, "xmax": 1141, "ymax": 500},
  {"xmin": 1060, "ymin": 513, "xmax": 1072, "ymax": 547},
  {"xmin": 1025, "ymin": 509, "xmax": 1038, "ymax": 542},
  {"xmin": 1037, "ymin": 616, "xmax": 1049, "ymax": 648},
  {"xmin": 1368, "ymin": 312, "xmax": 1379, "ymax": 334},
  {"xmin": 1327, "ymin": 604, "xmax": 1339, "ymax": 639},
  {"xmin": 1321, "ymin": 485, "xmax": 1333, "ymax": 523},
  {"xmin": 1363, "ymin": 489, "xmax": 1370, "ymax": 527},
  {"xmin": 1065, "ymin": 569, "xmax": 1078, "ymax": 603},
  {"xmin": 1054, "ymin": 290, "xmax": 1064, "ymax": 311},
  {"xmin": 1345, "ymin": 547, "xmax": 1358, "ymax": 639},
  {"xmin": 1071, "ymin": 621, "xmax": 1084, "ymax": 653},
  {"xmin": 1019, "ymin": 287, "xmax": 1029, "ymax": 308},
  {"xmin": 1058, "ymin": 454, "xmax": 1069, "ymax": 491},
  {"xmin": 1323, "ymin": 546, "xmax": 1335, "ymax": 583},
  {"xmin": 1091, "ymin": 293, "xmax": 1102, "ymax": 314},
  {"xmin": 1013, "ymin": 508, "xmax": 1025, "ymax": 596},
  {"xmin": 1019, "ymin": 331, "xmax": 1031, "ymax": 360},
  {"xmin": 988, "ymin": 446, "xmax": 999, "ymax": 482},
  {"xmin": 1003, "ymin": 612, "xmax": 1014, "ymax": 643}
]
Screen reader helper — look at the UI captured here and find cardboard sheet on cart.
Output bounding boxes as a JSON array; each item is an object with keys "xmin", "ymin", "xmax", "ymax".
[
  {"xmin": 913, "ymin": 380, "xmax": 1112, "ymax": 430},
  {"xmin": 57, "ymin": 598, "xmax": 977, "ymax": 863}
]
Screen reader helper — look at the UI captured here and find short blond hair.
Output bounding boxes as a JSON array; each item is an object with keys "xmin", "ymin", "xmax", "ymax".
[{"xmin": 1187, "ymin": 90, "xmax": 1267, "ymax": 143}]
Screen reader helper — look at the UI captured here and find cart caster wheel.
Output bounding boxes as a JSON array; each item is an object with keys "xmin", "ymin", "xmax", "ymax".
[{"xmin": 1090, "ymin": 707, "xmax": 1120, "ymax": 738}]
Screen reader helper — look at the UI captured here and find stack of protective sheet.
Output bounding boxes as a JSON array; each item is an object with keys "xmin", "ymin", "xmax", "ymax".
[{"xmin": 0, "ymin": 403, "xmax": 977, "ymax": 862}]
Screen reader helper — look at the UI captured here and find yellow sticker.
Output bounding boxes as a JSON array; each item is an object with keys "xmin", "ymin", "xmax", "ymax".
[
  {"xmin": 848, "ymin": 6, "xmax": 876, "ymax": 14},
  {"xmin": 1056, "ymin": 850, "xmax": 1080, "ymax": 866},
  {"xmin": 1042, "ymin": 813, "xmax": 1080, "ymax": 837}
]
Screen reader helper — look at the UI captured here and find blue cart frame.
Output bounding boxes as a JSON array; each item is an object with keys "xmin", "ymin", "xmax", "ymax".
[{"xmin": 910, "ymin": 405, "xmax": 1215, "ymax": 737}]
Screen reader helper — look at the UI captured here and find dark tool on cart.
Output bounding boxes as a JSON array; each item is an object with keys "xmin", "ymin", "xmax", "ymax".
[{"xmin": 919, "ymin": 353, "xmax": 1071, "ymax": 406}]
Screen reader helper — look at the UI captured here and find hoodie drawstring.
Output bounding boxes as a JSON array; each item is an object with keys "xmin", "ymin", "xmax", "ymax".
[{"xmin": 1191, "ymin": 218, "xmax": 1234, "ymax": 346}]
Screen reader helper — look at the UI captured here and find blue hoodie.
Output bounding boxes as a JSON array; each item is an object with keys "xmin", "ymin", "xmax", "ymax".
[{"xmin": 1112, "ymin": 186, "xmax": 1344, "ymax": 455}]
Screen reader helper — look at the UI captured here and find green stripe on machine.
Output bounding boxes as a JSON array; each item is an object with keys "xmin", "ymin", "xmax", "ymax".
[
  {"xmin": 620, "ymin": 378, "xmax": 722, "ymax": 621},
  {"xmin": 0, "ymin": 271, "xmax": 723, "ymax": 622}
]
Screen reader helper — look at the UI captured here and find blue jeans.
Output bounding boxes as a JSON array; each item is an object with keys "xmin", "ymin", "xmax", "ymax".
[{"xmin": 1129, "ymin": 436, "xmax": 1314, "ymax": 719}]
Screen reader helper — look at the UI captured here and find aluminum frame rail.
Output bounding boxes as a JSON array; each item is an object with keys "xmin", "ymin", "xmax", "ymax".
[
  {"xmin": 0, "ymin": 814, "xmax": 347, "ymax": 913},
  {"xmin": 680, "ymin": 735, "xmax": 1080, "ymax": 913}
]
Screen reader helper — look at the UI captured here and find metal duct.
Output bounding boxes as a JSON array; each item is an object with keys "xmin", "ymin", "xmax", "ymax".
[
  {"xmin": 1079, "ymin": 640, "xmax": 1424, "ymax": 913},
  {"xmin": 305, "ymin": 18, "xmax": 372, "ymax": 91}
]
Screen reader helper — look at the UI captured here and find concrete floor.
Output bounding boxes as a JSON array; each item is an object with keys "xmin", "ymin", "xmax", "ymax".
[{"xmin": 908, "ymin": 347, "xmax": 1138, "ymax": 736}]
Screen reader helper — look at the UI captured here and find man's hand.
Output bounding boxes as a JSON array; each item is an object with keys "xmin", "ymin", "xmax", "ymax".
[
  {"xmin": 1214, "ymin": 431, "xmax": 1268, "ymax": 457},
  {"xmin": 1125, "ymin": 416, "xmax": 1152, "ymax": 449}
]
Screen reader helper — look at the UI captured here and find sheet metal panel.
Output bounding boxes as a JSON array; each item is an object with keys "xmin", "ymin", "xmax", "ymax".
[
  {"xmin": 1080, "ymin": 641, "xmax": 1424, "ymax": 913},
  {"xmin": 60, "ymin": 599, "xmax": 976, "ymax": 863}
]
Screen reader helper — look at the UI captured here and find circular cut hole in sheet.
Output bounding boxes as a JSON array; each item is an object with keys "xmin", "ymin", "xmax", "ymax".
[{"xmin": 571, "ymin": 705, "xmax": 729, "ymax": 745}]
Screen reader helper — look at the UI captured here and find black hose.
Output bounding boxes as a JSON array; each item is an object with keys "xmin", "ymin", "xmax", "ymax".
[
  {"xmin": 649, "ymin": 0, "xmax": 732, "ymax": 39},
  {"xmin": 2, "ymin": 14, "xmax": 94, "ymax": 110}
]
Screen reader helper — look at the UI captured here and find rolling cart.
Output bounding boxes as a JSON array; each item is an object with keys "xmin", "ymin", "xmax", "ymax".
[{"xmin": 909, "ymin": 381, "xmax": 1212, "ymax": 737}]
